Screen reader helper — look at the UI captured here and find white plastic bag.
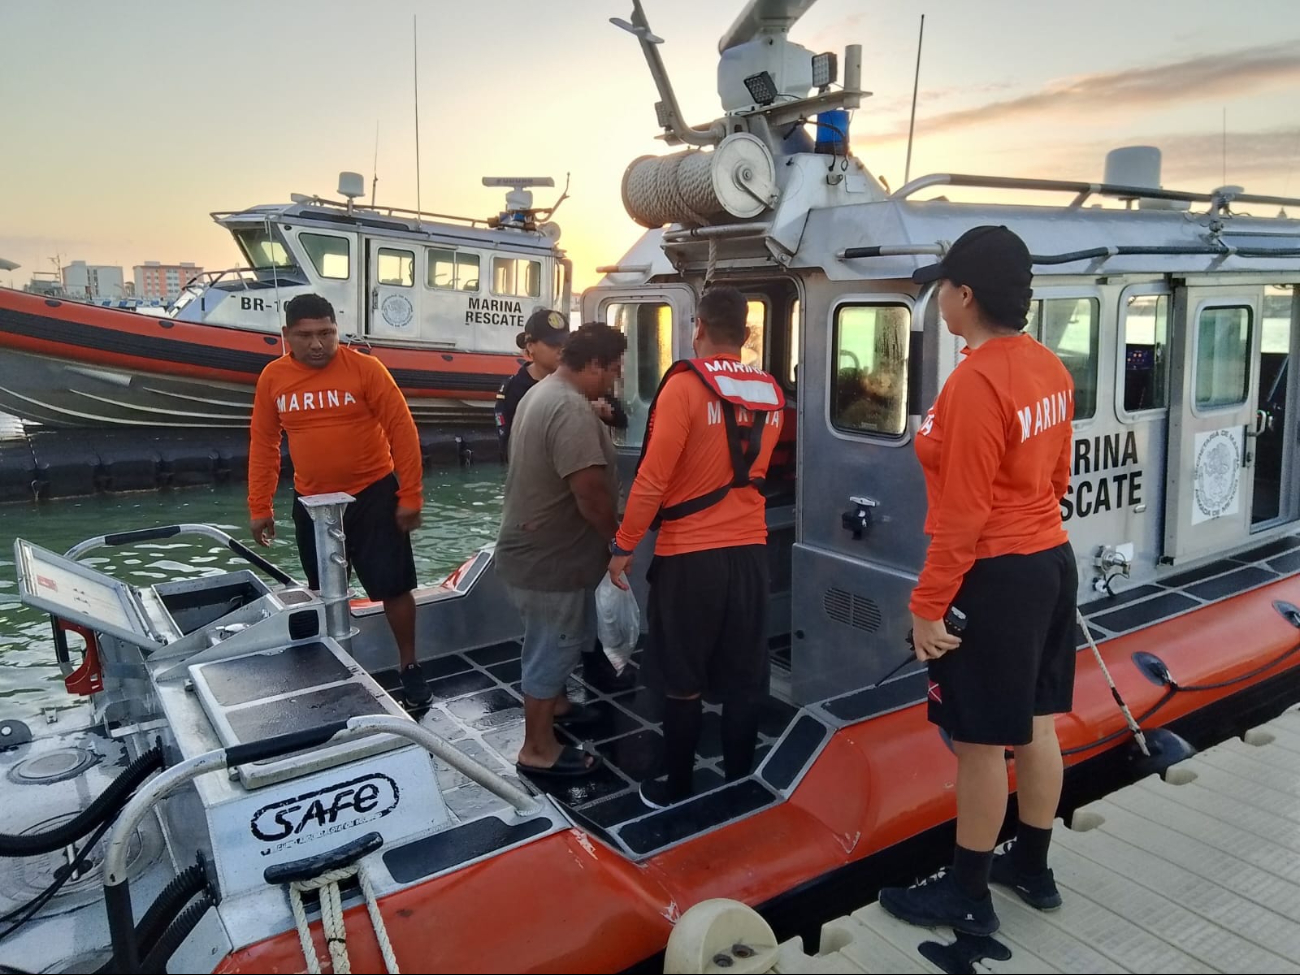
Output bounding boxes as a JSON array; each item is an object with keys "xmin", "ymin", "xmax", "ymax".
[{"xmin": 595, "ymin": 574, "xmax": 641, "ymax": 672}]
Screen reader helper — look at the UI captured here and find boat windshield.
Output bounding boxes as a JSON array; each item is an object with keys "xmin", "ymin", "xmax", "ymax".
[{"xmin": 231, "ymin": 226, "xmax": 297, "ymax": 271}]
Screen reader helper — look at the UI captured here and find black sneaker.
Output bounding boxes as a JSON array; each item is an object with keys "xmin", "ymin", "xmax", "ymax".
[
  {"xmin": 990, "ymin": 846, "xmax": 1062, "ymax": 911},
  {"xmin": 639, "ymin": 775, "xmax": 691, "ymax": 810},
  {"xmin": 401, "ymin": 663, "xmax": 433, "ymax": 707},
  {"xmin": 878, "ymin": 871, "xmax": 999, "ymax": 936}
]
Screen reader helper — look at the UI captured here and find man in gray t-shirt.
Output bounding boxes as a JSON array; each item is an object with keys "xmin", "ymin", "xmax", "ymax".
[{"xmin": 496, "ymin": 322, "xmax": 626, "ymax": 780}]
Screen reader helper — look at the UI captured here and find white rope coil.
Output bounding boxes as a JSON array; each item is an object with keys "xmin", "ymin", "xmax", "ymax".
[
  {"xmin": 288, "ymin": 864, "xmax": 400, "ymax": 974},
  {"xmin": 623, "ymin": 150, "xmax": 725, "ymax": 228}
]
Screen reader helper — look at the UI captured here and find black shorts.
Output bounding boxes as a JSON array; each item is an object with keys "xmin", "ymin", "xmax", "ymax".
[
  {"xmin": 926, "ymin": 541, "xmax": 1078, "ymax": 746},
  {"xmin": 292, "ymin": 473, "xmax": 417, "ymax": 602},
  {"xmin": 643, "ymin": 545, "xmax": 769, "ymax": 700}
]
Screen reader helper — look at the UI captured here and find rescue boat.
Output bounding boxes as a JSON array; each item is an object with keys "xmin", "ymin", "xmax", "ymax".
[
  {"xmin": 0, "ymin": 175, "xmax": 570, "ymax": 430},
  {"xmin": 3, "ymin": 2, "xmax": 1300, "ymax": 973}
]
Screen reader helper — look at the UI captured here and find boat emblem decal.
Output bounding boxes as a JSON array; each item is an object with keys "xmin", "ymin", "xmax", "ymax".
[
  {"xmin": 1192, "ymin": 427, "xmax": 1241, "ymax": 524},
  {"xmin": 250, "ymin": 772, "xmax": 400, "ymax": 853},
  {"xmin": 381, "ymin": 294, "xmax": 414, "ymax": 328}
]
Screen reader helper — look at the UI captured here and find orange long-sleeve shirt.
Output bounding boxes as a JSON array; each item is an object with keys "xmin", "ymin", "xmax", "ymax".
[
  {"xmin": 910, "ymin": 333, "xmax": 1074, "ymax": 621},
  {"xmin": 247, "ymin": 346, "xmax": 423, "ymax": 520},
  {"xmin": 615, "ymin": 358, "xmax": 782, "ymax": 557}
]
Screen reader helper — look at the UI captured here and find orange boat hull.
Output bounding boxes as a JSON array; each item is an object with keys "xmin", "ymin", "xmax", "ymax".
[{"xmin": 217, "ymin": 574, "xmax": 1300, "ymax": 974}]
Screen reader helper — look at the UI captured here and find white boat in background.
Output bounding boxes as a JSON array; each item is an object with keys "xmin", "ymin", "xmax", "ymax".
[{"xmin": 0, "ymin": 175, "xmax": 570, "ymax": 430}]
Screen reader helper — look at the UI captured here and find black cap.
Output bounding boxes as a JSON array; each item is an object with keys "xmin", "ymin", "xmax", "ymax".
[
  {"xmin": 516, "ymin": 309, "xmax": 569, "ymax": 350},
  {"xmin": 911, "ymin": 225, "xmax": 1032, "ymax": 292}
]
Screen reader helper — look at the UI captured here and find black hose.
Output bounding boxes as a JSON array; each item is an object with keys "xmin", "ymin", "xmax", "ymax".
[
  {"xmin": 0, "ymin": 746, "xmax": 162, "ymax": 858},
  {"xmin": 135, "ymin": 861, "xmax": 208, "ymax": 959},
  {"xmin": 139, "ymin": 894, "xmax": 212, "ymax": 975},
  {"xmin": 0, "ymin": 815, "xmax": 115, "ymax": 940}
]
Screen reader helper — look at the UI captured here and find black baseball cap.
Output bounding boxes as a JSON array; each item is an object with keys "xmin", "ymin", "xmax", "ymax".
[
  {"xmin": 911, "ymin": 225, "xmax": 1032, "ymax": 292},
  {"xmin": 516, "ymin": 309, "xmax": 569, "ymax": 350}
]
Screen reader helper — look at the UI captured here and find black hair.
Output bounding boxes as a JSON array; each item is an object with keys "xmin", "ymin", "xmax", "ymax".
[
  {"xmin": 969, "ymin": 284, "xmax": 1033, "ymax": 332},
  {"xmin": 560, "ymin": 322, "xmax": 627, "ymax": 370},
  {"xmin": 285, "ymin": 293, "xmax": 336, "ymax": 327},
  {"xmin": 696, "ymin": 286, "xmax": 748, "ymax": 347}
]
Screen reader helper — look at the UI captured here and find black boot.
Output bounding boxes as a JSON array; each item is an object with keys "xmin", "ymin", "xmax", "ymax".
[{"xmin": 582, "ymin": 643, "xmax": 636, "ymax": 693}]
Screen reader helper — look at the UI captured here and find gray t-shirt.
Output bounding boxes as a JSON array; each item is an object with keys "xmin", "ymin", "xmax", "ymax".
[{"xmin": 495, "ymin": 374, "xmax": 619, "ymax": 591}]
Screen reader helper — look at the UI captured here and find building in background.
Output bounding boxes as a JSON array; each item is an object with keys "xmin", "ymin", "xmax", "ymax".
[
  {"xmin": 134, "ymin": 261, "xmax": 203, "ymax": 302},
  {"xmin": 62, "ymin": 260, "xmax": 126, "ymax": 299}
]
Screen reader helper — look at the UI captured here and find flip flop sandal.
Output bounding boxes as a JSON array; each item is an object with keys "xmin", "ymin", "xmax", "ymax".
[{"xmin": 516, "ymin": 745, "xmax": 603, "ymax": 780}]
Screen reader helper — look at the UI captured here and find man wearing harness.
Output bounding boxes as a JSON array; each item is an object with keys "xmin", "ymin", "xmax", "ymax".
[{"xmin": 608, "ymin": 286, "xmax": 784, "ymax": 809}]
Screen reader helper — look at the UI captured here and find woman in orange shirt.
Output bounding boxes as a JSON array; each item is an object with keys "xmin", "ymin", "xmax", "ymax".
[{"xmin": 878, "ymin": 226, "xmax": 1077, "ymax": 936}]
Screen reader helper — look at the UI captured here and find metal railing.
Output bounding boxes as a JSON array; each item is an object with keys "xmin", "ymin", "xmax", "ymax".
[
  {"xmin": 890, "ymin": 173, "xmax": 1300, "ymax": 211},
  {"xmin": 65, "ymin": 524, "xmax": 297, "ymax": 587},
  {"xmin": 102, "ymin": 714, "xmax": 543, "ymax": 970},
  {"xmin": 212, "ymin": 198, "xmax": 493, "ymax": 230}
]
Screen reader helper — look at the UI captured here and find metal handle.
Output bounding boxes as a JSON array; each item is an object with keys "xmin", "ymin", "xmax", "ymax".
[
  {"xmin": 65, "ymin": 524, "xmax": 298, "ymax": 587},
  {"xmin": 841, "ymin": 496, "xmax": 880, "ymax": 540},
  {"xmin": 105, "ymin": 715, "xmax": 540, "ymax": 885},
  {"xmin": 102, "ymin": 715, "xmax": 543, "ymax": 971}
]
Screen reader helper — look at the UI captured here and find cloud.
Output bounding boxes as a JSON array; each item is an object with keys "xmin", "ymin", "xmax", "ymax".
[
  {"xmin": 867, "ymin": 40, "xmax": 1300, "ymax": 140},
  {"xmin": 870, "ymin": 82, "xmax": 1016, "ymax": 116}
]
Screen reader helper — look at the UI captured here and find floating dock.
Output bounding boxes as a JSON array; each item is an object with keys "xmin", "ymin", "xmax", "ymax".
[
  {"xmin": 765, "ymin": 706, "xmax": 1300, "ymax": 974},
  {"xmin": 0, "ymin": 418, "xmax": 499, "ymax": 503}
]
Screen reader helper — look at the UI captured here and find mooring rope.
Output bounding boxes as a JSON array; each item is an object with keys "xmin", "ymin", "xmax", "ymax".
[{"xmin": 288, "ymin": 863, "xmax": 399, "ymax": 974}]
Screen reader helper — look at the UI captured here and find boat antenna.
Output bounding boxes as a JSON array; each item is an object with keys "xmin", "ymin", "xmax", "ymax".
[
  {"xmin": 903, "ymin": 13, "xmax": 926, "ymax": 186},
  {"xmin": 1222, "ymin": 106, "xmax": 1227, "ymax": 186},
  {"xmin": 371, "ymin": 120, "xmax": 380, "ymax": 207},
  {"xmin": 413, "ymin": 15, "xmax": 423, "ymax": 218}
]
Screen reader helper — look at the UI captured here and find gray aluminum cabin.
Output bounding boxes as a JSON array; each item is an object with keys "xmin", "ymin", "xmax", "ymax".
[{"xmin": 585, "ymin": 0, "xmax": 1300, "ymax": 706}]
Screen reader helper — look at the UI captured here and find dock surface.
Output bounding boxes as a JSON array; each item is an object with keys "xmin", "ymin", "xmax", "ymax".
[{"xmin": 775, "ymin": 706, "xmax": 1300, "ymax": 974}]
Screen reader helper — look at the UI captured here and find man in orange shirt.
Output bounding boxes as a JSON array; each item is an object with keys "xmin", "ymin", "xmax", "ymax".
[
  {"xmin": 248, "ymin": 293, "xmax": 431, "ymax": 706},
  {"xmin": 608, "ymin": 286, "xmax": 784, "ymax": 808}
]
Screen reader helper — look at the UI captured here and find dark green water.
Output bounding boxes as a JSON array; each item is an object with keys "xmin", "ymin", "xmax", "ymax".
[{"xmin": 0, "ymin": 467, "xmax": 505, "ymax": 722}]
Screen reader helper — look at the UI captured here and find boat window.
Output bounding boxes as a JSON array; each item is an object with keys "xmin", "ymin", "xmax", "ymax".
[
  {"xmin": 606, "ymin": 300, "xmax": 673, "ymax": 448},
  {"xmin": 1262, "ymin": 285, "xmax": 1294, "ymax": 354},
  {"xmin": 492, "ymin": 257, "xmax": 541, "ymax": 298},
  {"xmin": 427, "ymin": 247, "xmax": 480, "ymax": 291},
  {"xmin": 300, "ymin": 233, "xmax": 350, "ymax": 280},
  {"xmin": 788, "ymin": 298, "xmax": 801, "ymax": 386},
  {"xmin": 553, "ymin": 261, "xmax": 568, "ymax": 307},
  {"xmin": 1122, "ymin": 294, "xmax": 1169, "ymax": 413},
  {"xmin": 1029, "ymin": 297, "xmax": 1099, "ymax": 420},
  {"xmin": 1195, "ymin": 305, "xmax": 1252, "ymax": 409},
  {"xmin": 232, "ymin": 227, "xmax": 294, "ymax": 271},
  {"xmin": 744, "ymin": 299, "xmax": 767, "ymax": 369},
  {"xmin": 831, "ymin": 304, "xmax": 910, "ymax": 438},
  {"xmin": 377, "ymin": 248, "xmax": 414, "ymax": 287}
]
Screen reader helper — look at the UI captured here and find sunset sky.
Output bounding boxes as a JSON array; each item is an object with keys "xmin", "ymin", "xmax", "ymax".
[{"xmin": 2, "ymin": 0, "xmax": 1297, "ymax": 292}]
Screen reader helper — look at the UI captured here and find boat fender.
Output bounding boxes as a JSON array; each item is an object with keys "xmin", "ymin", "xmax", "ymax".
[
  {"xmin": 0, "ymin": 719, "xmax": 32, "ymax": 750},
  {"xmin": 1126, "ymin": 727, "xmax": 1196, "ymax": 778},
  {"xmin": 664, "ymin": 898, "xmax": 778, "ymax": 975}
]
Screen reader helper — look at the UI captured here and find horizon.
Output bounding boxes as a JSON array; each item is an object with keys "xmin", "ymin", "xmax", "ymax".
[{"xmin": 2, "ymin": 0, "xmax": 1298, "ymax": 293}]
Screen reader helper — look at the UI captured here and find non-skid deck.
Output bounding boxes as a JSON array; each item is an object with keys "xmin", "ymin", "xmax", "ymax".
[
  {"xmin": 376, "ymin": 638, "xmax": 812, "ymax": 859},
  {"xmin": 773, "ymin": 705, "xmax": 1300, "ymax": 974}
]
